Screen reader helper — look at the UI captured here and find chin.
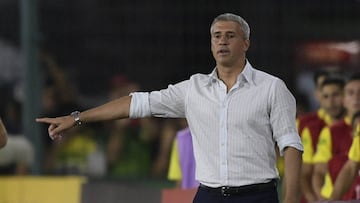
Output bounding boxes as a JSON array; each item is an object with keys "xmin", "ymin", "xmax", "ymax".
[{"xmin": 219, "ymin": 61, "xmax": 233, "ymax": 67}]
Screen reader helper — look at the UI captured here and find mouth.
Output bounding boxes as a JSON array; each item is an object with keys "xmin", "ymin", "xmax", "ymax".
[{"xmin": 217, "ymin": 49, "xmax": 230, "ymax": 55}]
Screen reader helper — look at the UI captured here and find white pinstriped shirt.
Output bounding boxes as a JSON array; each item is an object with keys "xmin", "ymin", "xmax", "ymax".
[{"xmin": 129, "ymin": 61, "xmax": 303, "ymax": 187}]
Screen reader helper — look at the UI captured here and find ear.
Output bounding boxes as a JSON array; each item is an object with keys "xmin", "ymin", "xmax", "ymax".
[{"xmin": 243, "ymin": 39, "xmax": 250, "ymax": 51}]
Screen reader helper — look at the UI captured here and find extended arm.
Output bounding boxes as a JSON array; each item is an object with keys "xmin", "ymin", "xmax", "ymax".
[
  {"xmin": 283, "ymin": 147, "xmax": 302, "ymax": 203},
  {"xmin": 36, "ymin": 95, "xmax": 132, "ymax": 140}
]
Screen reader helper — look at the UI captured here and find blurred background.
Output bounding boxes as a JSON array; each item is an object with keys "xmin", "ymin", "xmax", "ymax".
[{"xmin": 0, "ymin": 0, "xmax": 360, "ymax": 202}]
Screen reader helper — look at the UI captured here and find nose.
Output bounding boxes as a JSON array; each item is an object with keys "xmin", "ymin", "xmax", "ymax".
[{"xmin": 219, "ymin": 35, "xmax": 229, "ymax": 45}]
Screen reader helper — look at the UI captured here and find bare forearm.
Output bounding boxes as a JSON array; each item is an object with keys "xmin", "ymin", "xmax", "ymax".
[
  {"xmin": 301, "ymin": 164, "xmax": 316, "ymax": 202},
  {"xmin": 331, "ymin": 160, "xmax": 359, "ymax": 200},
  {"xmin": 36, "ymin": 95, "xmax": 133, "ymax": 139},
  {"xmin": 312, "ymin": 163, "xmax": 327, "ymax": 200},
  {"xmin": 283, "ymin": 147, "xmax": 302, "ymax": 203},
  {"xmin": 79, "ymin": 96, "xmax": 132, "ymax": 123}
]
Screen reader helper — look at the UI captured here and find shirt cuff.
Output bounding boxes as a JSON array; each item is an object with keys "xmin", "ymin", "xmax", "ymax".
[
  {"xmin": 277, "ymin": 132, "xmax": 304, "ymax": 156},
  {"xmin": 129, "ymin": 92, "xmax": 151, "ymax": 118}
]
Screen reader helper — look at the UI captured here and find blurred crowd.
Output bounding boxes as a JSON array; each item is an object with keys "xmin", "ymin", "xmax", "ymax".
[
  {"xmin": 0, "ymin": 39, "xmax": 186, "ymax": 179},
  {"xmin": 1, "ymin": 37, "xmax": 360, "ymax": 203}
]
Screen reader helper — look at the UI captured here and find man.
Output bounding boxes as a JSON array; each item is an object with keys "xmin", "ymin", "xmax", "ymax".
[
  {"xmin": 0, "ymin": 118, "xmax": 7, "ymax": 149},
  {"xmin": 296, "ymin": 70, "xmax": 331, "ymax": 135},
  {"xmin": 292, "ymin": 71, "xmax": 331, "ymax": 203},
  {"xmin": 330, "ymin": 111, "xmax": 360, "ymax": 200},
  {"xmin": 36, "ymin": 13, "xmax": 303, "ymax": 203},
  {"xmin": 312, "ymin": 73, "xmax": 360, "ymax": 200},
  {"xmin": 300, "ymin": 77, "xmax": 345, "ymax": 202}
]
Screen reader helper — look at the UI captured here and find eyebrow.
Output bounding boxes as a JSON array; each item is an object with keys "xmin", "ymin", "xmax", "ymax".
[{"xmin": 212, "ymin": 31, "xmax": 236, "ymax": 35}]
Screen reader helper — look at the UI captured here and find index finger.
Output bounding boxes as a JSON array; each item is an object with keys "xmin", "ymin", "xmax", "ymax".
[{"xmin": 36, "ymin": 117, "xmax": 56, "ymax": 124}]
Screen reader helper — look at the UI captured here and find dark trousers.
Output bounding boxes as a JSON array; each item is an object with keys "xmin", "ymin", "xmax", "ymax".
[{"xmin": 193, "ymin": 186, "xmax": 279, "ymax": 203}]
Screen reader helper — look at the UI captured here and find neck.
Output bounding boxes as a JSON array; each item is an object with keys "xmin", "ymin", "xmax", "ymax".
[
  {"xmin": 216, "ymin": 59, "xmax": 246, "ymax": 91},
  {"xmin": 329, "ymin": 108, "xmax": 346, "ymax": 122}
]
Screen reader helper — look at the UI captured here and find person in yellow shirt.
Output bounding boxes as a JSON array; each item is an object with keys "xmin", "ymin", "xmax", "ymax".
[
  {"xmin": 168, "ymin": 137, "xmax": 182, "ymax": 187},
  {"xmin": 312, "ymin": 73, "xmax": 360, "ymax": 201},
  {"xmin": 301, "ymin": 77, "xmax": 345, "ymax": 202},
  {"xmin": 330, "ymin": 111, "xmax": 360, "ymax": 200},
  {"xmin": 296, "ymin": 70, "xmax": 330, "ymax": 134},
  {"xmin": 168, "ymin": 127, "xmax": 199, "ymax": 189}
]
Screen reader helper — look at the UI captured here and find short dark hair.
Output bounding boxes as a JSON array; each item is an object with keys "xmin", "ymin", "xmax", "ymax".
[
  {"xmin": 320, "ymin": 77, "xmax": 345, "ymax": 90},
  {"xmin": 313, "ymin": 70, "xmax": 330, "ymax": 86},
  {"xmin": 346, "ymin": 72, "xmax": 360, "ymax": 85},
  {"xmin": 211, "ymin": 13, "xmax": 250, "ymax": 40}
]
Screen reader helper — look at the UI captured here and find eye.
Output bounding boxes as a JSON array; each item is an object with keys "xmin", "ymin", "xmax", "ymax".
[{"xmin": 213, "ymin": 34, "xmax": 221, "ymax": 39}]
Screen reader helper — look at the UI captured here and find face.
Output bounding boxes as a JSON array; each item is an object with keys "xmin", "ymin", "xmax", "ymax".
[
  {"xmin": 211, "ymin": 21, "xmax": 250, "ymax": 68},
  {"xmin": 320, "ymin": 84, "xmax": 344, "ymax": 119},
  {"xmin": 343, "ymin": 80, "xmax": 360, "ymax": 118}
]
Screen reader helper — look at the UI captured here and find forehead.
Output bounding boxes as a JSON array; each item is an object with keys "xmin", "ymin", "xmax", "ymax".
[
  {"xmin": 322, "ymin": 84, "xmax": 342, "ymax": 92},
  {"xmin": 345, "ymin": 80, "xmax": 360, "ymax": 90},
  {"xmin": 211, "ymin": 21, "xmax": 242, "ymax": 33}
]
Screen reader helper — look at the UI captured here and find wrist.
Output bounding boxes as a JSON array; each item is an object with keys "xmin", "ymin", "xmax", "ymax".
[{"xmin": 70, "ymin": 111, "xmax": 82, "ymax": 126}]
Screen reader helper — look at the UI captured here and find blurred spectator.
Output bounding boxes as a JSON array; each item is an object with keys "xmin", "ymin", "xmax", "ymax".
[
  {"xmin": 297, "ymin": 70, "xmax": 330, "ymax": 135},
  {"xmin": 330, "ymin": 111, "xmax": 360, "ymax": 200},
  {"xmin": 105, "ymin": 117, "xmax": 153, "ymax": 178},
  {"xmin": 105, "ymin": 75, "xmax": 154, "ymax": 178},
  {"xmin": 108, "ymin": 75, "xmax": 140, "ymax": 101},
  {"xmin": 300, "ymin": 76, "xmax": 345, "ymax": 202},
  {"xmin": 168, "ymin": 124, "xmax": 199, "ymax": 189},
  {"xmin": 150, "ymin": 119, "xmax": 183, "ymax": 178},
  {"xmin": 104, "ymin": 75, "xmax": 181, "ymax": 179},
  {"xmin": 49, "ymin": 125, "xmax": 100, "ymax": 175},
  {"xmin": 0, "ymin": 117, "xmax": 7, "ymax": 148},
  {"xmin": 312, "ymin": 73, "xmax": 360, "ymax": 201},
  {"xmin": 0, "ymin": 99, "xmax": 34, "ymax": 175},
  {"xmin": 39, "ymin": 51, "xmax": 79, "ymax": 112},
  {"xmin": 38, "ymin": 51, "xmax": 102, "ymax": 176},
  {"xmin": 292, "ymin": 70, "xmax": 331, "ymax": 203},
  {"xmin": 0, "ymin": 38, "xmax": 24, "ymax": 102},
  {"xmin": 0, "ymin": 38, "xmax": 33, "ymax": 175}
]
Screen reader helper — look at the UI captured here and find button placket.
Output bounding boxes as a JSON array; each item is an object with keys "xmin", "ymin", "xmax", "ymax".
[{"xmin": 219, "ymin": 94, "xmax": 229, "ymax": 185}]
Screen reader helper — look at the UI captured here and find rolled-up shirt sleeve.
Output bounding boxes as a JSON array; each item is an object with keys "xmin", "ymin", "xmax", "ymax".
[
  {"xmin": 270, "ymin": 79, "xmax": 303, "ymax": 156},
  {"xmin": 129, "ymin": 92, "xmax": 151, "ymax": 118},
  {"xmin": 277, "ymin": 133, "xmax": 303, "ymax": 156},
  {"xmin": 129, "ymin": 80, "xmax": 188, "ymax": 119}
]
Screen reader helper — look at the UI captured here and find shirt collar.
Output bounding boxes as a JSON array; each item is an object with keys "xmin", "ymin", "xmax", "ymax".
[
  {"xmin": 344, "ymin": 116, "xmax": 352, "ymax": 126},
  {"xmin": 203, "ymin": 60, "xmax": 256, "ymax": 86}
]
